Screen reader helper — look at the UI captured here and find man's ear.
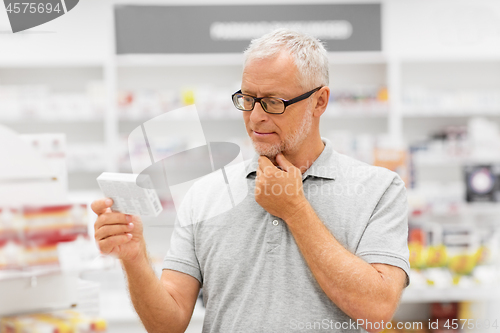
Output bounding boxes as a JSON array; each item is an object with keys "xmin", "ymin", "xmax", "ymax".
[{"xmin": 313, "ymin": 86, "xmax": 330, "ymax": 117}]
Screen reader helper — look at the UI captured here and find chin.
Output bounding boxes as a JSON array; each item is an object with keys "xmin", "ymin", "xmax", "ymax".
[{"xmin": 252, "ymin": 141, "xmax": 283, "ymax": 158}]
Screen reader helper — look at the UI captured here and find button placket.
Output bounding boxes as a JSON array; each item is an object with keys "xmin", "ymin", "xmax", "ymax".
[{"xmin": 266, "ymin": 215, "xmax": 283, "ymax": 253}]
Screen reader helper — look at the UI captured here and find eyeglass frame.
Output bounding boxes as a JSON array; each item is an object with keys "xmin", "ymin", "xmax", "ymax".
[{"xmin": 231, "ymin": 86, "xmax": 323, "ymax": 115}]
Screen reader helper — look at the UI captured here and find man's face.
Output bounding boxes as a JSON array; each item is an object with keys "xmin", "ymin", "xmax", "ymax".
[{"xmin": 241, "ymin": 52, "xmax": 315, "ymax": 158}]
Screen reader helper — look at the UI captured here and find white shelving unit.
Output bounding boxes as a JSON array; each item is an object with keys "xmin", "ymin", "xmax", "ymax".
[
  {"xmin": 0, "ymin": 63, "xmax": 109, "ymax": 191},
  {"xmin": 2, "ymin": 0, "xmax": 500, "ymax": 330},
  {"xmin": 0, "ymin": 268, "xmax": 79, "ymax": 316},
  {"xmin": 402, "ymin": 286, "xmax": 500, "ymax": 303},
  {"xmin": 398, "ymin": 59, "xmax": 500, "ymax": 143}
]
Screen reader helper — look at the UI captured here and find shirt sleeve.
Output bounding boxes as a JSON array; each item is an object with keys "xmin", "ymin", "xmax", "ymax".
[
  {"xmin": 355, "ymin": 173, "xmax": 411, "ymax": 286},
  {"xmin": 162, "ymin": 186, "xmax": 203, "ymax": 286}
]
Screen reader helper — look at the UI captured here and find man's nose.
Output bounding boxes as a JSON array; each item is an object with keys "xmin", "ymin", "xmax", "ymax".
[{"xmin": 249, "ymin": 101, "xmax": 269, "ymax": 123}]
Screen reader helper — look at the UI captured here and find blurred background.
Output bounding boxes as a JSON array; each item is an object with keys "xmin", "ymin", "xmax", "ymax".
[{"xmin": 1, "ymin": 0, "xmax": 500, "ymax": 332}]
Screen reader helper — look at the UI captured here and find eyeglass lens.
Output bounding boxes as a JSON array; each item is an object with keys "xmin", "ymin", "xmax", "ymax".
[{"xmin": 235, "ymin": 94, "xmax": 284, "ymax": 114}]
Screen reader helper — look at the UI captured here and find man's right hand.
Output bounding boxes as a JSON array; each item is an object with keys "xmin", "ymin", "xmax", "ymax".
[{"xmin": 91, "ymin": 198, "xmax": 145, "ymax": 262}]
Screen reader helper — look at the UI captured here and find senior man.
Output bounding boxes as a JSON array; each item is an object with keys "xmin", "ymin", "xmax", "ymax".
[{"xmin": 92, "ymin": 29, "xmax": 410, "ymax": 333}]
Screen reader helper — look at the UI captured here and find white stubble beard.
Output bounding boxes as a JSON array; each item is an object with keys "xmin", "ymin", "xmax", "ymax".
[{"xmin": 251, "ymin": 105, "xmax": 314, "ymax": 158}]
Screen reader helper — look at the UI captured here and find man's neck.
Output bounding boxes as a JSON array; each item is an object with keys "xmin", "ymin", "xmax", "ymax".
[{"xmin": 275, "ymin": 136, "xmax": 326, "ymax": 174}]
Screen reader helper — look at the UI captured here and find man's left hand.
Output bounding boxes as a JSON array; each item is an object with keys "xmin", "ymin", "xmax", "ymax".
[{"xmin": 255, "ymin": 153, "xmax": 308, "ymax": 221}]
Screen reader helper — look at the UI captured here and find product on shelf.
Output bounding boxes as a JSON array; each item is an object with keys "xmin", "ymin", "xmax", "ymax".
[
  {"xmin": 457, "ymin": 301, "xmax": 497, "ymax": 333},
  {"xmin": 426, "ymin": 245, "xmax": 448, "ymax": 269},
  {"xmin": 0, "ymin": 208, "xmax": 23, "ymax": 269},
  {"xmin": 181, "ymin": 89, "xmax": 195, "ymax": 106},
  {"xmin": 117, "ymin": 87, "xmax": 237, "ymax": 120},
  {"xmin": 430, "ymin": 302, "xmax": 459, "ymax": 333},
  {"xmin": 65, "ymin": 143, "xmax": 107, "ymax": 173},
  {"xmin": 402, "ymin": 87, "xmax": 500, "ymax": 114},
  {"xmin": 0, "ymin": 83, "xmax": 106, "ymax": 122},
  {"xmin": 407, "ymin": 118, "xmax": 500, "ymax": 218},
  {"xmin": 408, "ymin": 228, "xmax": 426, "ymax": 270},
  {"xmin": 325, "ymin": 130, "xmax": 410, "ymax": 182},
  {"xmin": 1, "ymin": 129, "xmax": 69, "ymax": 207},
  {"xmin": 0, "ymin": 310, "xmax": 106, "ymax": 333},
  {"xmin": 328, "ymin": 85, "xmax": 389, "ymax": 115},
  {"xmin": 326, "ymin": 131, "xmax": 376, "ymax": 165},
  {"xmin": 409, "ymin": 118, "xmax": 500, "ymax": 173},
  {"xmin": 464, "ymin": 164, "xmax": 500, "ymax": 203},
  {"xmin": 373, "ymin": 148, "xmax": 409, "ymax": 185},
  {"xmin": 407, "ymin": 220, "xmax": 499, "ymax": 288},
  {"xmin": 0, "ymin": 204, "xmax": 89, "ymax": 270}
]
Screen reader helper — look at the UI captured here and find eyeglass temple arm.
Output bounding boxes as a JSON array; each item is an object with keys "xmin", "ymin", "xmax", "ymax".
[{"xmin": 282, "ymin": 87, "xmax": 322, "ymax": 107}]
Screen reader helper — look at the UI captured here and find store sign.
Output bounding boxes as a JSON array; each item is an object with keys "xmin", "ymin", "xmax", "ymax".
[{"xmin": 115, "ymin": 4, "xmax": 381, "ymax": 54}]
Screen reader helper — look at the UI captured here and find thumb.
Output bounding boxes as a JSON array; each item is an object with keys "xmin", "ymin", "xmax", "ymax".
[
  {"xmin": 91, "ymin": 198, "xmax": 113, "ymax": 216},
  {"xmin": 275, "ymin": 153, "xmax": 294, "ymax": 172}
]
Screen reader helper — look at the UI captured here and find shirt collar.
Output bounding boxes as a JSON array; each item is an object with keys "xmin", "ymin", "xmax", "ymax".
[{"xmin": 245, "ymin": 137, "xmax": 337, "ymax": 180}]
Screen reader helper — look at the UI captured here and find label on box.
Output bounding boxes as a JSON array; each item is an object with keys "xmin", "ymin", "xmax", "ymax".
[{"xmin": 96, "ymin": 172, "xmax": 163, "ymax": 217}]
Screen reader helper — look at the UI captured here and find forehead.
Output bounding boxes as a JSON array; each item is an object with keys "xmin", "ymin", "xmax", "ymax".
[{"xmin": 242, "ymin": 52, "xmax": 301, "ymax": 95}]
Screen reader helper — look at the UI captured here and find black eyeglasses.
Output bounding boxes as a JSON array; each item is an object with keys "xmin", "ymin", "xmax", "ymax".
[{"xmin": 232, "ymin": 86, "xmax": 322, "ymax": 114}]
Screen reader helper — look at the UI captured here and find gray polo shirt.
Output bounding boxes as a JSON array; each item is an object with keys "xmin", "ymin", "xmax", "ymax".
[{"xmin": 163, "ymin": 137, "xmax": 410, "ymax": 333}]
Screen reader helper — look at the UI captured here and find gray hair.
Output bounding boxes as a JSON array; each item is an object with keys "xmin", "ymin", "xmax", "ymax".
[{"xmin": 243, "ymin": 28, "xmax": 329, "ymax": 90}]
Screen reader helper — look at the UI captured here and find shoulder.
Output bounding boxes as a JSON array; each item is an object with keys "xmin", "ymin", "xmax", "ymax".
[{"xmin": 332, "ymin": 150, "xmax": 399, "ymax": 187}]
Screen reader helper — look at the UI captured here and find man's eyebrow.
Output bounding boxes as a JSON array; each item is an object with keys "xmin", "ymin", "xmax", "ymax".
[{"xmin": 241, "ymin": 90, "xmax": 283, "ymax": 97}]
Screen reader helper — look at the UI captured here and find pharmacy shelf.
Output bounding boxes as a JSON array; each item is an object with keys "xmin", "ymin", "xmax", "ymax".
[
  {"xmin": 116, "ymin": 53, "xmax": 244, "ymax": 67},
  {"xmin": 402, "ymin": 109, "xmax": 500, "ymax": 117},
  {"xmin": 0, "ymin": 62, "xmax": 108, "ymax": 190},
  {"xmin": 0, "ymin": 118, "xmax": 104, "ymax": 123},
  {"xmin": 412, "ymin": 155, "xmax": 500, "ymax": 167},
  {"xmin": 3, "ymin": 123, "xmax": 105, "ymax": 147},
  {"xmin": 115, "ymin": 52, "xmax": 387, "ymax": 67},
  {"xmin": 397, "ymin": 54, "xmax": 500, "ymax": 63},
  {"xmin": 328, "ymin": 52, "xmax": 387, "ymax": 64},
  {"xmin": 326, "ymin": 111, "xmax": 389, "ymax": 118},
  {"xmin": 0, "ymin": 270, "xmax": 79, "ymax": 316},
  {"xmin": 0, "ymin": 60, "xmax": 104, "ymax": 68},
  {"xmin": 115, "ymin": 109, "xmax": 389, "ymax": 123},
  {"xmin": 410, "ymin": 204, "xmax": 500, "ymax": 220},
  {"xmin": 402, "ymin": 286, "xmax": 500, "ymax": 303},
  {"xmin": 0, "ymin": 265, "xmax": 64, "ymax": 281}
]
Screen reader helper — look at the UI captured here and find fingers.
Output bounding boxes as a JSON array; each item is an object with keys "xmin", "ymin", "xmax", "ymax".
[
  {"xmin": 94, "ymin": 215, "xmax": 134, "ymax": 255},
  {"xmin": 91, "ymin": 198, "xmax": 113, "ymax": 215},
  {"xmin": 258, "ymin": 155, "xmax": 273, "ymax": 166},
  {"xmin": 258, "ymin": 156, "xmax": 278, "ymax": 177},
  {"xmin": 257, "ymin": 156, "xmax": 274, "ymax": 174},
  {"xmin": 94, "ymin": 211, "xmax": 130, "ymax": 231},
  {"xmin": 277, "ymin": 154, "xmax": 302, "ymax": 176},
  {"xmin": 91, "ymin": 199, "xmax": 143, "ymax": 258},
  {"xmin": 98, "ymin": 233, "xmax": 133, "ymax": 255},
  {"xmin": 94, "ymin": 222, "xmax": 134, "ymax": 242},
  {"xmin": 275, "ymin": 153, "xmax": 293, "ymax": 172}
]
